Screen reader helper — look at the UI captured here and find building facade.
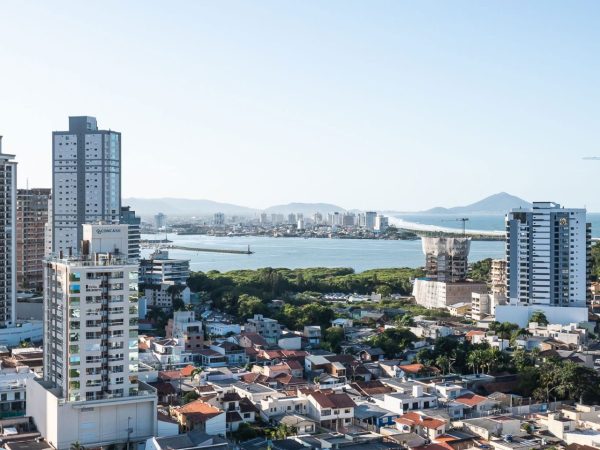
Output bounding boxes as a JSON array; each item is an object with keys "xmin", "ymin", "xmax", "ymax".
[
  {"xmin": 43, "ymin": 224, "xmax": 139, "ymax": 402},
  {"xmin": 139, "ymin": 250, "xmax": 190, "ymax": 285},
  {"xmin": 120, "ymin": 206, "xmax": 141, "ymax": 261},
  {"xmin": 51, "ymin": 116, "xmax": 121, "ymax": 255},
  {"xmin": 422, "ymin": 237, "xmax": 470, "ymax": 283},
  {"xmin": 506, "ymin": 202, "xmax": 590, "ymax": 307},
  {"xmin": 0, "ymin": 137, "xmax": 17, "ymax": 328},
  {"xmin": 17, "ymin": 188, "xmax": 50, "ymax": 290}
]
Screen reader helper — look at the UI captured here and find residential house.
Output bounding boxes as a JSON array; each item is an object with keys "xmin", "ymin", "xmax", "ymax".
[
  {"xmin": 303, "ymin": 326, "xmax": 322, "ymax": 347},
  {"xmin": 146, "ymin": 431, "xmax": 228, "ymax": 450},
  {"xmin": 170, "ymin": 400, "xmax": 226, "ymax": 436},
  {"xmin": 305, "ymin": 390, "xmax": 356, "ymax": 430},
  {"xmin": 394, "ymin": 412, "xmax": 447, "ymax": 440},
  {"xmin": 245, "ymin": 315, "xmax": 281, "ymax": 345},
  {"xmin": 210, "ymin": 342, "xmax": 247, "ymax": 366},
  {"xmin": 454, "ymin": 393, "xmax": 499, "ymax": 416},
  {"xmin": 278, "ymin": 333, "xmax": 302, "ymax": 350}
]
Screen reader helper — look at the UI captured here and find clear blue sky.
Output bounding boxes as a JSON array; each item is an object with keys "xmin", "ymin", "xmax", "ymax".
[{"xmin": 1, "ymin": 1, "xmax": 599, "ymax": 211}]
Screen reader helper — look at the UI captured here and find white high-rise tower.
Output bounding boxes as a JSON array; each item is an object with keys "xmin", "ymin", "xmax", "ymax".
[{"xmin": 50, "ymin": 116, "xmax": 121, "ymax": 255}]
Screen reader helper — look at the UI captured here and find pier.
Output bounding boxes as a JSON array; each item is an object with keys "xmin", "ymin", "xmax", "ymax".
[{"xmin": 140, "ymin": 240, "xmax": 253, "ymax": 254}]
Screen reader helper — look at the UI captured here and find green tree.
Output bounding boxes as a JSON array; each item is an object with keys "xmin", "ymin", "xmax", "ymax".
[
  {"xmin": 183, "ymin": 391, "xmax": 199, "ymax": 404},
  {"xmin": 238, "ymin": 294, "xmax": 268, "ymax": 320},
  {"xmin": 529, "ymin": 310, "xmax": 549, "ymax": 326},
  {"xmin": 323, "ymin": 327, "xmax": 345, "ymax": 353},
  {"xmin": 376, "ymin": 285, "xmax": 392, "ymax": 298},
  {"xmin": 368, "ymin": 328, "xmax": 417, "ymax": 357},
  {"xmin": 70, "ymin": 442, "xmax": 85, "ymax": 450}
]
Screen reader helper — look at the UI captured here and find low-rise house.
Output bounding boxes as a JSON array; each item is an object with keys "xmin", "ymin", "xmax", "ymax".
[
  {"xmin": 146, "ymin": 431, "xmax": 228, "ymax": 450},
  {"xmin": 279, "ymin": 414, "xmax": 317, "ymax": 434},
  {"xmin": 259, "ymin": 395, "xmax": 308, "ymax": 421},
  {"xmin": 396, "ymin": 363, "xmax": 440, "ymax": 380},
  {"xmin": 210, "ymin": 342, "xmax": 247, "ymax": 366},
  {"xmin": 238, "ymin": 332, "xmax": 269, "ymax": 350},
  {"xmin": 528, "ymin": 322, "xmax": 586, "ymax": 347},
  {"xmin": 354, "ymin": 402, "xmax": 400, "ymax": 431},
  {"xmin": 245, "ymin": 315, "xmax": 281, "ymax": 344},
  {"xmin": 376, "ymin": 383, "xmax": 438, "ymax": 414},
  {"xmin": 359, "ymin": 347, "xmax": 385, "ymax": 362},
  {"xmin": 331, "ymin": 318, "xmax": 353, "ymax": 328},
  {"xmin": 143, "ymin": 282, "xmax": 191, "ymax": 310},
  {"xmin": 447, "ymin": 302, "xmax": 471, "ymax": 317},
  {"xmin": 459, "ymin": 415, "xmax": 521, "ymax": 440},
  {"xmin": 197, "ymin": 349, "xmax": 228, "ymax": 368},
  {"xmin": 278, "ymin": 333, "xmax": 302, "ymax": 350},
  {"xmin": 152, "ymin": 338, "xmax": 194, "ymax": 369},
  {"xmin": 232, "ymin": 381, "xmax": 281, "ymax": 404},
  {"xmin": 205, "ymin": 322, "xmax": 241, "ymax": 337},
  {"xmin": 394, "ymin": 412, "xmax": 447, "ymax": 440},
  {"xmin": 0, "ymin": 365, "xmax": 35, "ymax": 418},
  {"xmin": 303, "ymin": 326, "xmax": 322, "ymax": 347},
  {"xmin": 170, "ymin": 400, "xmax": 226, "ymax": 436},
  {"xmin": 166, "ymin": 311, "xmax": 204, "ymax": 354},
  {"xmin": 454, "ymin": 393, "xmax": 500, "ymax": 416},
  {"xmin": 305, "ymin": 390, "xmax": 356, "ymax": 430},
  {"xmin": 540, "ymin": 405, "xmax": 600, "ymax": 447}
]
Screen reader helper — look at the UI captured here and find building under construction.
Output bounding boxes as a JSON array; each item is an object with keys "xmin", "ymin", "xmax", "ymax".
[{"xmin": 421, "ymin": 236, "xmax": 471, "ymax": 282}]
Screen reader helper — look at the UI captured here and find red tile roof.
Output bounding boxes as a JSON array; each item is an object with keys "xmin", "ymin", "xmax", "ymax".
[
  {"xmin": 310, "ymin": 391, "xmax": 356, "ymax": 409},
  {"xmin": 394, "ymin": 412, "xmax": 446, "ymax": 430},
  {"xmin": 454, "ymin": 393, "xmax": 490, "ymax": 407},
  {"xmin": 174, "ymin": 400, "xmax": 223, "ymax": 422}
]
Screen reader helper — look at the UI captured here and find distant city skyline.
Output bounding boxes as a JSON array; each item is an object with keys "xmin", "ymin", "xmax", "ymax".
[{"xmin": 1, "ymin": 2, "xmax": 600, "ymax": 211}]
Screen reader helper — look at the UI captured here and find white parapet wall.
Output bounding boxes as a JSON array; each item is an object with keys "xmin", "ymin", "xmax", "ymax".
[
  {"xmin": 27, "ymin": 378, "xmax": 158, "ymax": 450},
  {"xmin": 495, "ymin": 305, "xmax": 589, "ymax": 327}
]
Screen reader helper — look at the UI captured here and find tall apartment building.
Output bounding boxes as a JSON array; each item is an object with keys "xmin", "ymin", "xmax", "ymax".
[
  {"xmin": 43, "ymin": 225, "xmax": 139, "ymax": 401},
  {"xmin": 17, "ymin": 188, "xmax": 51, "ymax": 290},
  {"xmin": 29, "ymin": 224, "xmax": 157, "ymax": 448},
  {"xmin": 51, "ymin": 116, "xmax": 121, "ymax": 255},
  {"xmin": 0, "ymin": 137, "xmax": 17, "ymax": 328},
  {"xmin": 120, "ymin": 206, "xmax": 141, "ymax": 261},
  {"xmin": 506, "ymin": 202, "xmax": 590, "ymax": 307},
  {"xmin": 364, "ymin": 211, "xmax": 377, "ymax": 230},
  {"xmin": 422, "ymin": 237, "xmax": 470, "ymax": 283},
  {"xmin": 154, "ymin": 212, "xmax": 167, "ymax": 230},
  {"xmin": 375, "ymin": 214, "xmax": 389, "ymax": 232}
]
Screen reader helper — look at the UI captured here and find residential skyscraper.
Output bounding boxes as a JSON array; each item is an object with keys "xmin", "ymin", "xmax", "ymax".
[
  {"xmin": 29, "ymin": 224, "xmax": 157, "ymax": 448},
  {"xmin": 17, "ymin": 188, "xmax": 51, "ymax": 290},
  {"xmin": 0, "ymin": 137, "xmax": 17, "ymax": 328},
  {"xmin": 154, "ymin": 212, "xmax": 167, "ymax": 229},
  {"xmin": 51, "ymin": 116, "xmax": 121, "ymax": 255},
  {"xmin": 505, "ymin": 202, "xmax": 590, "ymax": 307},
  {"xmin": 364, "ymin": 211, "xmax": 377, "ymax": 230}
]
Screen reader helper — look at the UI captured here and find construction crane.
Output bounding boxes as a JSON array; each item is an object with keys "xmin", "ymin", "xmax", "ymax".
[{"xmin": 441, "ymin": 217, "xmax": 470, "ymax": 236}]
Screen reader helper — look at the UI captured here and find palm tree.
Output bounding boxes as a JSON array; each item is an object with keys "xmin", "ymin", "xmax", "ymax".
[
  {"xmin": 70, "ymin": 442, "xmax": 85, "ymax": 450},
  {"xmin": 435, "ymin": 355, "xmax": 450, "ymax": 374}
]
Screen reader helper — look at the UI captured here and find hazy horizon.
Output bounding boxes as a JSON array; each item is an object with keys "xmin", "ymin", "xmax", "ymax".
[{"xmin": 1, "ymin": 2, "xmax": 599, "ymax": 211}]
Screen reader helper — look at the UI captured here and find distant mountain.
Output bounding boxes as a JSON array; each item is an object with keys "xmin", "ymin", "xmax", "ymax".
[
  {"xmin": 421, "ymin": 192, "xmax": 531, "ymax": 214},
  {"xmin": 264, "ymin": 202, "xmax": 347, "ymax": 215},
  {"xmin": 123, "ymin": 198, "xmax": 258, "ymax": 218}
]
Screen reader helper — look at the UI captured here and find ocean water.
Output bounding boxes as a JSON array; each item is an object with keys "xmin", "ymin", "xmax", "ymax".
[{"xmin": 142, "ymin": 233, "xmax": 505, "ymax": 273}]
